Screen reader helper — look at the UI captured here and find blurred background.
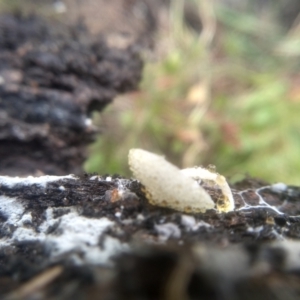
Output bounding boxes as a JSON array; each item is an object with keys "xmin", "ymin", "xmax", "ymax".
[{"xmin": 1, "ymin": 0, "xmax": 300, "ymax": 184}]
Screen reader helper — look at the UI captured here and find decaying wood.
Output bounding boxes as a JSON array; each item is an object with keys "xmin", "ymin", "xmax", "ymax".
[
  {"xmin": 1, "ymin": 174, "xmax": 300, "ymax": 299},
  {"xmin": 0, "ymin": 13, "xmax": 143, "ymax": 176}
]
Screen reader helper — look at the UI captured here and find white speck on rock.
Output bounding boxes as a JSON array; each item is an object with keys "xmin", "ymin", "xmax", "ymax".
[
  {"xmin": 247, "ymin": 226, "xmax": 263, "ymax": 233},
  {"xmin": 115, "ymin": 212, "xmax": 122, "ymax": 218},
  {"xmin": 155, "ymin": 223, "xmax": 181, "ymax": 241},
  {"xmin": 0, "ymin": 175, "xmax": 77, "ymax": 188},
  {"xmin": 137, "ymin": 214, "xmax": 144, "ymax": 221},
  {"xmin": 181, "ymin": 215, "xmax": 211, "ymax": 231},
  {"xmin": 271, "ymin": 183, "xmax": 287, "ymax": 193},
  {"xmin": 53, "ymin": 1, "xmax": 67, "ymax": 13},
  {"xmin": 196, "ymin": 221, "xmax": 211, "ymax": 229}
]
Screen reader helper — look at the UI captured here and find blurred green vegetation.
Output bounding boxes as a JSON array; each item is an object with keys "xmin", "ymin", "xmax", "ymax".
[
  {"xmin": 0, "ymin": 0, "xmax": 63, "ymax": 17},
  {"xmin": 83, "ymin": 1, "xmax": 300, "ymax": 184}
]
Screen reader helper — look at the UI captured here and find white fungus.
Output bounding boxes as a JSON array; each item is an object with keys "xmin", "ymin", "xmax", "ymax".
[
  {"xmin": 181, "ymin": 215, "xmax": 197, "ymax": 228},
  {"xmin": 155, "ymin": 223, "xmax": 181, "ymax": 241},
  {"xmin": 0, "ymin": 196, "xmax": 26, "ymax": 225},
  {"xmin": 128, "ymin": 149, "xmax": 215, "ymax": 213},
  {"xmin": 84, "ymin": 118, "xmax": 92, "ymax": 127},
  {"xmin": 0, "ymin": 175, "xmax": 127, "ymax": 265},
  {"xmin": 181, "ymin": 215, "xmax": 211, "ymax": 231},
  {"xmin": 0, "ymin": 175, "xmax": 76, "ymax": 188}
]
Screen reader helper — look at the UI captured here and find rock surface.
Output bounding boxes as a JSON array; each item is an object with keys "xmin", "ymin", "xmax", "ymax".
[{"xmin": 1, "ymin": 174, "xmax": 300, "ymax": 299}]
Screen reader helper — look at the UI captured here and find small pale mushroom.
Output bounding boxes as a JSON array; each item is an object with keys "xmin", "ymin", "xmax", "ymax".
[
  {"xmin": 128, "ymin": 149, "xmax": 235, "ymax": 213},
  {"xmin": 180, "ymin": 167, "xmax": 235, "ymax": 212}
]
